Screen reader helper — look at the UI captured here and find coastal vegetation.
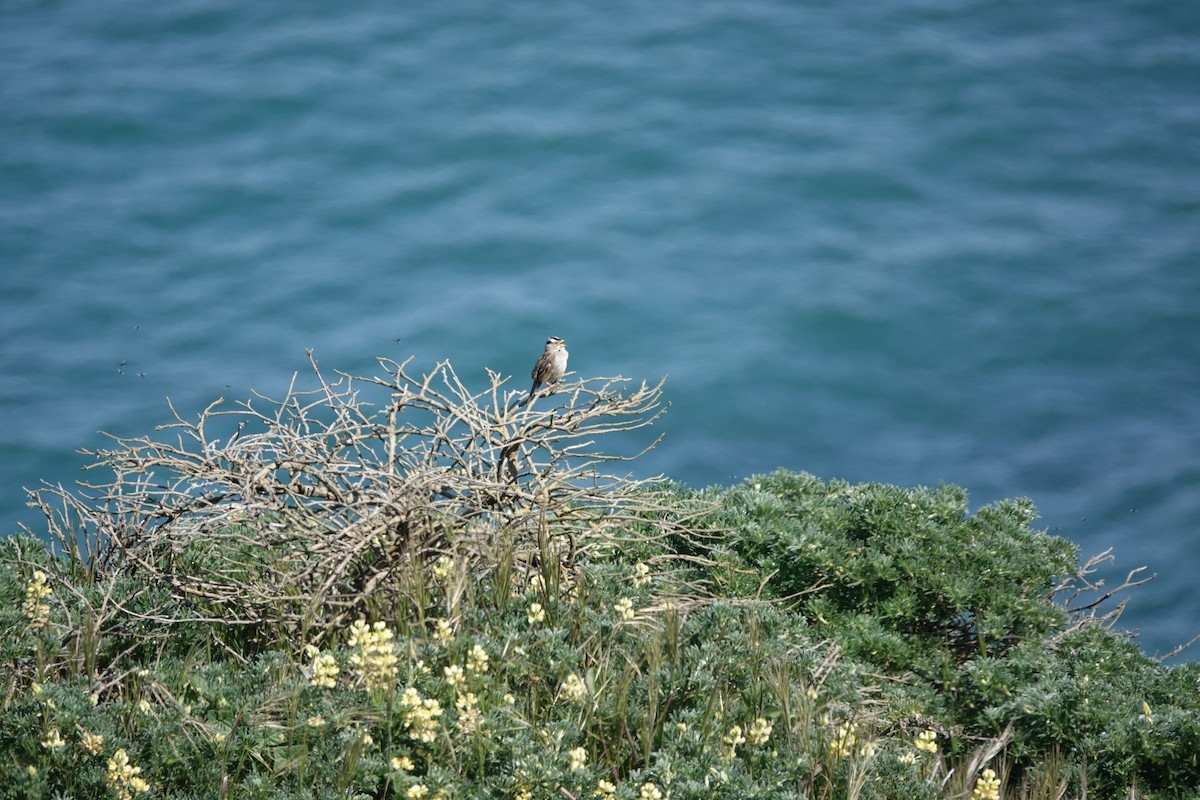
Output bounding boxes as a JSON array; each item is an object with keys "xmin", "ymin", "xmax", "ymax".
[{"xmin": 2, "ymin": 356, "xmax": 1198, "ymax": 799}]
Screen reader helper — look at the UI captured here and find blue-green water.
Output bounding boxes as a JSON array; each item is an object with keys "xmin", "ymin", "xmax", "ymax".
[{"xmin": 3, "ymin": 1, "xmax": 1198, "ymax": 660}]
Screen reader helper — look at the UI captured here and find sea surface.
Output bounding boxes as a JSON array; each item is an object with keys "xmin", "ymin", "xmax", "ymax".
[{"xmin": 2, "ymin": 0, "xmax": 1198, "ymax": 660}]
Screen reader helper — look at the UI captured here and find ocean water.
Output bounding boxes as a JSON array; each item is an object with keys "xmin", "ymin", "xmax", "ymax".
[{"xmin": 2, "ymin": 0, "xmax": 1198, "ymax": 660}]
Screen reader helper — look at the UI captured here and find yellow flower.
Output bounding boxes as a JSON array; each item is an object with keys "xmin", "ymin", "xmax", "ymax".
[
  {"xmin": 105, "ymin": 749, "xmax": 150, "ymax": 800},
  {"xmin": 443, "ymin": 664, "xmax": 465, "ymax": 690},
  {"xmin": 433, "ymin": 618, "xmax": 455, "ymax": 644},
  {"xmin": 347, "ymin": 619, "xmax": 399, "ymax": 692},
  {"xmin": 431, "ymin": 555, "xmax": 454, "ymax": 581},
  {"xmin": 593, "ymin": 779, "xmax": 617, "ymax": 799},
  {"xmin": 108, "ymin": 751, "xmax": 133, "ymax": 773},
  {"xmin": 561, "ymin": 673, "xmax": 588, "ymax": 704},
  {"xmin": 309, "ymin": 650, "xmax": 340, "ymax": 689},
  {"xmin": 407, "ymin": 784, "xmax": 430, "ymax": 800},
  {"xmin": 830, "ymin": 722, "xmax": 857, "ymax": 759},
  {"xmin": 399, "ymin": 687, "xmax": 443, "ymax": 743},
  {"xmin": 466, "ymin": 644, "xmax": 490, "ymax": 675},
  {"xmin": 638, "ymin": 782, "xmax": 663, "ymax": 800},
  {"xmin": 915, "ymin": 729, "xmax": 938, "ymax": 753},
  {"xmin": 41, "ymin": 727, "xmax": 66, "ymax": 750},
  {"xmin": 527, "ymin": 602, "xmax": 546, "ymax": 624},
  {"xmin": 455, "ymin": 692, "xmax": 483, "ymax": 734},
  {"xmin": 79, "ymin": 729, "xmax": 105, "ymax": 755},
  {"xmin": 898, "ymin": 751, "xmax": 917, "ymax": 765},
  {"xmin": 391, "ymin": 755, "xmax": 415, "ymax": 771},
  {"xmin": 23, "ymin": 570, "xmax": 53, "ymax": 629},
  {"xmin": 306, "ymin": 715, "xmax": 326, "ymax": 727},
  {"xmin": 613, "ymin": 597, "xmax": 636, "ymax": 621},
  {"xmin": 746, "ymin": 717, "xmax": 772, "ymax": 747},
  {"xmin": 568, "ymin": 746, "xmax": 588, "ymax": 771},
  {"xmin": 972, "ymin": 768, "xmax": 1001, "ymax": 800},
  {"xmin": 722, "ymin": 724, "xmax": 746, "ymax": 760},
  {"xmin": 632, "ymin": 562, "xmax": 652, "ymax": 587}
]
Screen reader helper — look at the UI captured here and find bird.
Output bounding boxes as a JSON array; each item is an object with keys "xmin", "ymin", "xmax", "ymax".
[{"xmin": 529, "ymin": 336, "xmax": 568, "ymax": 400}]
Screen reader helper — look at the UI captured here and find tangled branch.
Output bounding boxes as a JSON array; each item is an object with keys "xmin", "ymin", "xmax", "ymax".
[
  {"xmin": 26, "ymin": 352, "xmax": 694, "ymax": 636},
  {"xmin": 1047, "ymin": 547, "xmax": 1154, "ymax": 646}
]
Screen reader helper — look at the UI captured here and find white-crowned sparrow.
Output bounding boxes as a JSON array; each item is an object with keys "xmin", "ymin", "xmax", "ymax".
[{"xmin": 529, "ymin": 336, "xmax": 568, "ymax": 400}]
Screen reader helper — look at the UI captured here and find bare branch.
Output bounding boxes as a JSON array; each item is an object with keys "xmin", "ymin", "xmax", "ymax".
[
  {"xmin": 1048, "ymin": 547, "xmax": 1155, "ymax": 644},
  {"xmin": 27, "ymin": 355, "xmax": 702, "ymax": 642}
]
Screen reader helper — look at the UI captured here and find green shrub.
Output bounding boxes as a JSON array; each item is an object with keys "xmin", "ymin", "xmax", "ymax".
[
  {"xmin": 3, "ymin": 359, "xmax": 1197, "ymax": 799},
  {"xmin": 692, "ymin": 470, "xmax": 1200, "ymax": 797}
]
